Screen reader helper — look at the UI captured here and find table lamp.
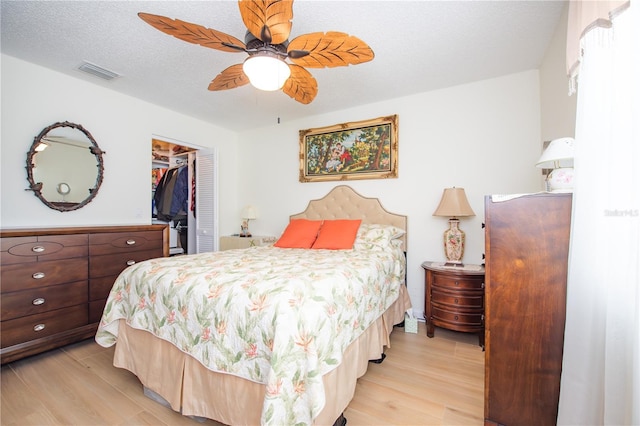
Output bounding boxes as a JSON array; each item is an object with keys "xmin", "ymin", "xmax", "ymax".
[
  {"xmin": 536, "ymin": 137, "xmax": 575, "ymax": 192},
  {"xmin": 240, "ymin": 205, "xmax": 257, "ymax": 237},
  {"xmin": 433, "ymin": 187, "xmax": 475, "ymax": 266}
]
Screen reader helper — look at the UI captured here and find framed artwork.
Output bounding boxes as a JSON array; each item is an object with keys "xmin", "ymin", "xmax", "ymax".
[{"xmin": 299, "ymin": 115, "xmax": 398, "ymax": 182}]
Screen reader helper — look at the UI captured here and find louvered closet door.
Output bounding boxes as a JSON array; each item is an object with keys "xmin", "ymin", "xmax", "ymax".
[{"xmin": 195, "ymin": 149, "xmax": 218, "ymax": 253}]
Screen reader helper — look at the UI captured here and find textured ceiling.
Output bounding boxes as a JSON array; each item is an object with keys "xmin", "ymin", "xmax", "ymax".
[{"xmin": 1, "ymin": 1, "xmax": 566, "ymax": 132}]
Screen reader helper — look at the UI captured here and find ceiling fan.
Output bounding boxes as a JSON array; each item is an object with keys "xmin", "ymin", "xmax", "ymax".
[{"xmin": 139, "ymin": 0, "xmax": 374, "ymax": 104}]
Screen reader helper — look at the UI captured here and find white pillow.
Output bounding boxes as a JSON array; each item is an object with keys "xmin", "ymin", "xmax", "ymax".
[{"xmin": 353, "ymin": 224, "xmax": 405, "ymax": 250}]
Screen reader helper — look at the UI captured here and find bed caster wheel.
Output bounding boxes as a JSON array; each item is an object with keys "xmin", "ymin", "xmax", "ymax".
[
  {"xmin": 369, "ymin": 353, "xmax": 386, "ymax": 364},
  {"xmin": 333, "ymin": 413, "xmax": 347, "ymax": 426}
]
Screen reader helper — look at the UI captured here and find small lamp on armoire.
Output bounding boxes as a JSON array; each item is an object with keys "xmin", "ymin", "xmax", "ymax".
[
  {"xmin": 433, "ymin": 187, "xmax": 475, "ymax": 266},
  {"xmin": 240, "ymin": 205, "xmax": 257, "ymax": 237},
  {"xmin": 536, "ymin": 137, "xmax": 575, "ymax": 192}
]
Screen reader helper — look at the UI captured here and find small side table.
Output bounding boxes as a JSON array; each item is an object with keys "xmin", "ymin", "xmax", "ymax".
[
  {"xmin": 219, "ymin": 235, "xmax": 276, "ymax": 251},
  {"xmin": 421, "ymin": 261, "xmax": 485, "ymax": 348}
]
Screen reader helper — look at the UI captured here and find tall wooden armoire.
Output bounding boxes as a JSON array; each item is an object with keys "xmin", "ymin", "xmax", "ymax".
[{"xmin": 484, "ymin": 193, "xmax": 572, "ymax": 426}]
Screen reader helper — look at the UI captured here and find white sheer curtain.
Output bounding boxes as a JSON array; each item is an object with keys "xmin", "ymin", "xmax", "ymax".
[{"xmin": 558, "ymin": 2, "xmax": 639, "ymax": 425}]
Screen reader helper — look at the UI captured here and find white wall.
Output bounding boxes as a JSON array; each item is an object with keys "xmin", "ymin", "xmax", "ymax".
[
  {"xmin": 540, "ymin": 3, "xmax": 577, "ymax": 142},
  {"xmin": 237, "ymin": 70, "xmax": 544, "ymax": 316},
  {"xmin": 1, "ymin": 54, "xmax": 239, "ymax": 232}
]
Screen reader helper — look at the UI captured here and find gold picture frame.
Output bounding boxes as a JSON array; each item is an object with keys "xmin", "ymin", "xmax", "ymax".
[{"xmin": 299, "ymin": 115, "xmax": 398, "ymax": 182}]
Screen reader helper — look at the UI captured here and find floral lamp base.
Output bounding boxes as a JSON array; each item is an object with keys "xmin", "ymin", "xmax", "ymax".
[
  {"xmin": 240, "ymin": 219, "xmax": 252, "ymax": 237},
  {"xmin": 443, "ymin": 218, "xmax": 465, "ymax": 266},
  {"xmin": 547, "ymin": 167, "xmax": 574, "ymax": 193}
]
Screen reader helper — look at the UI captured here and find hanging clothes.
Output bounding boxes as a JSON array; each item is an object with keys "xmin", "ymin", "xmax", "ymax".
[
  {"xmin": 153, "ymin": 166, "xmax": 180, "ymax": 222},
  {"xmin": 151, "ymin": 168, "xmax": 167, "ymax": 217},
  {"xmin": 153, "ymin": 163, "xmax": 190, "ymax": 250},
  {"xmin": 170, "ymin": 166, "xmax": 189, "ymax": 218},
  {"xmin": 169, "ymin": 165, "xmax": 189, "ymax": 250}
]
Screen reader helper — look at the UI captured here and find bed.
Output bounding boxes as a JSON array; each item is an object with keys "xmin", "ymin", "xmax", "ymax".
[{"xmin": 96, "ymin": 185, "xmax": 411, "ymax": 425}]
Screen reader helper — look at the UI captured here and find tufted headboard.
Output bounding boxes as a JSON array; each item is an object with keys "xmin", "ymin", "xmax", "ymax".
[{"xmin": 290, "ymin": 185, "xmax": 407, "ymax": 249}]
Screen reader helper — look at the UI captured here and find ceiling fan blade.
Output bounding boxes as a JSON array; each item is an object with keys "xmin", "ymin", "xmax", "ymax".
[
  {"xmin": 288, "ymin": 32, "xmax": 374, "ymax": 68},
  {"xmin": 282, "ymin": 64, "xmax": 317, "ymax": 104},
  {"xmin": 287, "ymin": 49, "xmax": 309, "ymax": 59},
  {"xmin": 139, "ymin": 12, "xmax": 246, "ymax": 53},
  {"xmin": 238, "ymin": 0, "xmax": 293, "ymax": 45},
  {"xmin": 208, "ymin": 64, "xmax": 250, "ymax": 91},
  {"xmin": 221, "ymin": 42, "xmax": 250, "ymax": 52}
]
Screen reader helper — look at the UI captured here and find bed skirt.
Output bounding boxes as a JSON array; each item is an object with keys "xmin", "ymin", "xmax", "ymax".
[{"xmin": 111, "ymin": 285, "xmax": 411, "ymax": 425}]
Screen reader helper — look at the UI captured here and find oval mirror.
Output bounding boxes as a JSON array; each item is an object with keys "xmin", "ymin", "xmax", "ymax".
[{"xmin": 26, "ymin": 121, "xmax": 105, "ymax": 212}]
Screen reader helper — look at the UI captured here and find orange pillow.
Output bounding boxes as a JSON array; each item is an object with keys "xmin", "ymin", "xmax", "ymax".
[
  {"xmin": 274, "ymin": 219, "xmax": 323, "ymax": 248},
  {"xmin": 312, "ymin": 219, "xmax": 362, "ymax": 250}
]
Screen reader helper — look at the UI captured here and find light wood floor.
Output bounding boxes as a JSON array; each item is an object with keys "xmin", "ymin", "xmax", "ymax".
[{"xmin": 1, "ymin": 321, "xmax": 484, "ymax": 425}]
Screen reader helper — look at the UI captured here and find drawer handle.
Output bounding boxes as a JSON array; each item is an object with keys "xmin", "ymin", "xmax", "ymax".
[
  {"xmin": 32, "ymin": 297, "xmax": 45, "ymax": 306},
  {"xmin": 454, "ymin": 298, "xmax": 459, "ymax": 304},
  {"xmin": 126, "ymin": 239, "xmax": 136, "ymax": 245},
  {"xmin": 32, "ymin": 272, "xmax": 45, "ymax": 279},
  {"xmin": 126, "ymin": 260, "xmax": 136, "ymax": 266},
  {"xmin": 454, "ymin": 315, "xmax": 459, "ymax": 320},
  {"xmin": 33, "ymin": 324, "xmax": 46, "ymax": 332},
  {"xmin": 32, "ymin": 245, "xmax": 45, "ymax": 253},
  {"xmin": 455, "ymin": 281, "xmax": 459, "ymax": 286}
]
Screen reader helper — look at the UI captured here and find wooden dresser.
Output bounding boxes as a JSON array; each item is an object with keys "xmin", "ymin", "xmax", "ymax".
[
  {"xmin": 1, "ymin": 224, "xmax": 168, "ymax": 364},
  {"xmin": 484, "ymin": 193, "xmax": 571, "ymax": 426}
]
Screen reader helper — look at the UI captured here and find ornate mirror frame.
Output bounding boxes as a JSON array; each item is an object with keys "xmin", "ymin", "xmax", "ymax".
[{"xmin": 26, "ymin": 121, "xmax": 105, "ymax": 212}]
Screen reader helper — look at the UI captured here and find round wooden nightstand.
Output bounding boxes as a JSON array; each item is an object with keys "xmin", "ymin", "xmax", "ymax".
[{"xmin": 421, "ymin": 261, "xmax": 485, "ymax": 349}]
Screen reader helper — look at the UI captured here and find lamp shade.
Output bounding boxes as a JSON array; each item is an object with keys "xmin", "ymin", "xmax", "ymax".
[
  {"xmin": 241, "ymin": 205, "xmax": 257, "ymax": 220},
  {"xmin": 433, "ymin": 188, "xmax": 475, "ymax": 218},
  {"xmin": 242, "ymin": 55, "xmax": 291, "ymax": 91},
  {"xmin": 536, "ymin": 137, "xmax": 575, "ymax": 169}
]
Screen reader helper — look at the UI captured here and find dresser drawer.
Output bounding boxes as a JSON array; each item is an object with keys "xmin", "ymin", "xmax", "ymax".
[
  {"xmin": 90, "ymin": 276, "xmax": 117, "ymax": 301},
  {"xmin": 432, "ymin": 273, "xmax": 484, "ymax": 290},
  {"xmin": 1, "ymin": 235, "xmax": 88, "ymax": 265},
  {"xmin": 1, "ymin": 234, "xmax": 87, "ymax": 251},
  {"xmin": 432, "ymin": 305, "xmax": 484, "ymax": 327},
  {"xmin": 89, "ymin": 300, "xmax": 108, "ymax": 324},
  {"xmin": 1, "ymin": 305, "xmax": 88, "ymax": 348},
  {"xmin": 1, "ymin": 258, "xmax": 88, "ymax": 293},
  {"xmin": 431, "ymin": 288, "xmax": 484, "ymax": 310},
  {"xmin": 0, "ymin": 236, "xmax": 36, "ymax": 251},
  {"xmin": 89, "ymin": 231, "xmax": 164, "ymax": 256},
  {"xmin": 89, "ymin": 248, "xmax": 162, "ymax": 278},
  {"xmin": 1, "ymin": 281, "xmax": 88, "ymax": 321}
]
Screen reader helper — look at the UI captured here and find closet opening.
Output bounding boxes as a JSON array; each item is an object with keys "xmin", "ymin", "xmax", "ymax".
[{"xmin": 151, "ymin": 137, "xmax": 218, "ymax": 255}]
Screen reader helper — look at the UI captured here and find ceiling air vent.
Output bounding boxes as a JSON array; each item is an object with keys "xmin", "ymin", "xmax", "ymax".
[{"xmin": 77, "ymin": 61, "xmax": 121, "ymax": 81}]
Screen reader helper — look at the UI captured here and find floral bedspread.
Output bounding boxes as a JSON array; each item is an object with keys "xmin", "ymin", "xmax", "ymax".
[{"xmin": 95, "ymin": 245, "xmax": 406, "ymax": 425}]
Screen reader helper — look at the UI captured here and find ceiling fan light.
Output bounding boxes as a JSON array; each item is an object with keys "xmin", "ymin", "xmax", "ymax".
[{"xmin": 243, "ymin": 55, "xmax": 291, "ymax": 91}]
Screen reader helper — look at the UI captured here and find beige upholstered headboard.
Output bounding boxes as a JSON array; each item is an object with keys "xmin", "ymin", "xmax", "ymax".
[{"xmin": 290, "ymin": 185, "xmax": 408, "ymax": 249}]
